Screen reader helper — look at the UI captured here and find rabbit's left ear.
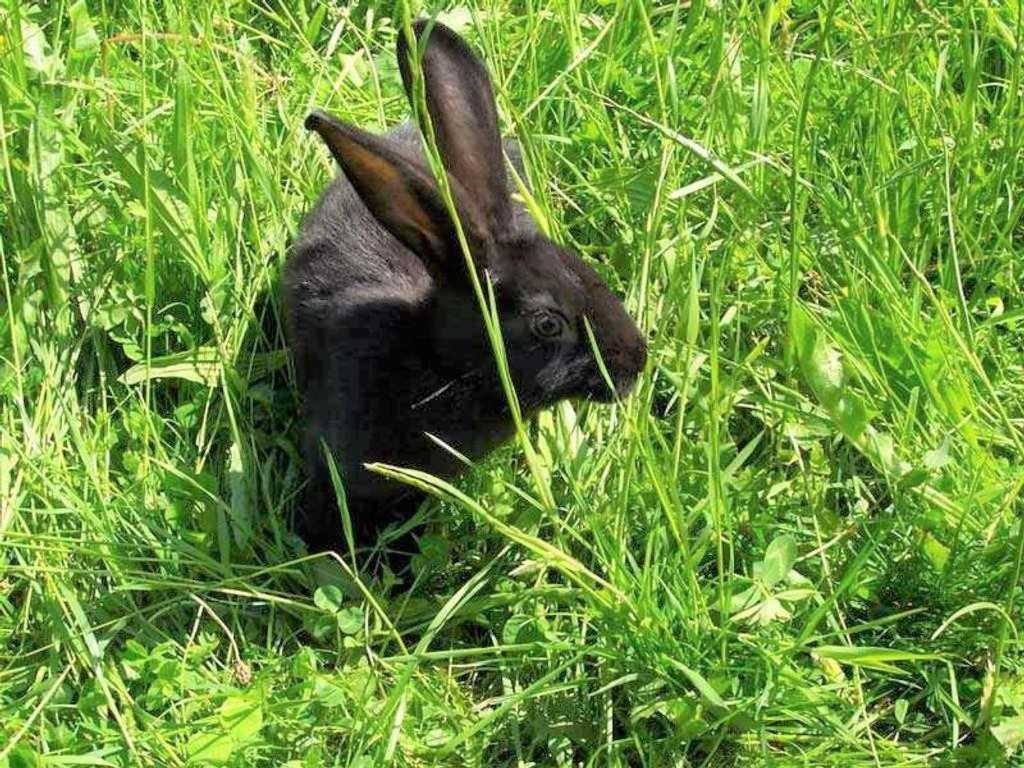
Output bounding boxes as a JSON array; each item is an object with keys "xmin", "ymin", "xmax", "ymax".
[
  {"xmin": 398, "ymin": 19, "xmax": 513, "ymax": 235},
  {"xmin": 305, "ymin": 110, "xmax": 485, "ymax": 271}
]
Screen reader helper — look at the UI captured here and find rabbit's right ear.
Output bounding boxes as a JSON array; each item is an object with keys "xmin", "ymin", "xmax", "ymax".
[
  {"xmin": 305, "ymin": 110, "xmax": 484, "ymax": 269},
  {"xmin": 398, "ymin": 20, "xmax": 513, "ymax": 235}
]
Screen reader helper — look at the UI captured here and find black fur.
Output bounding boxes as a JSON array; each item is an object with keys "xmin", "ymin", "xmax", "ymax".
[{"xmin": 285, "ymin": 20, "xmax": 647, "ymax": 553}]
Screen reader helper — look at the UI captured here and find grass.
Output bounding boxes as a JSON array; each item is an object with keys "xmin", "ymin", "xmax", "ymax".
[{"xmin": 2, "ymin": 0, "xmax": 1024, "ymax": 765}]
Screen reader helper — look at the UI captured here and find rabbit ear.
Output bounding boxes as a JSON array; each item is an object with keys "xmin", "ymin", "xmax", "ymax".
[
  {"xmin": 398, "ymin": 19, "xmax": 512, "ymax": 234},
  {"xmin": 305, "ymin": 110, "xmax": 483, "ymax": 269}
]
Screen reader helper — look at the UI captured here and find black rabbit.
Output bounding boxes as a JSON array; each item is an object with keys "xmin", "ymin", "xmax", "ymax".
[{"xmin": 285, "ymin": 19, "xmax": 646, "ymax": 553}]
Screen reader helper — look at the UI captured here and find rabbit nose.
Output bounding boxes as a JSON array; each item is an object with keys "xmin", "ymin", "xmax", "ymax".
[
  {"xmin": 606, "ymin": 335, "xmax": 646, "ymax": 395},
  {"xmin": 618, "ymin": 333, "xmax": 647, "ymax": 377},
  {"xmin": 632, "ymin": 336, "xmax": 648, "ymax": 374}
]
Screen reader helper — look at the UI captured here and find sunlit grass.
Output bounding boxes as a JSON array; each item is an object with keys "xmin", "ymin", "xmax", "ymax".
[{"xmin": 1, "ymin": 1, "xmax": 1023, "ymax": 765}]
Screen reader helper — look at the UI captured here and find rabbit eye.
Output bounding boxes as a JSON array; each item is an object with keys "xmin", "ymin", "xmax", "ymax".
[{"xmin": 530, "ymin": 310, "xmax": 566, "ymax": 340}]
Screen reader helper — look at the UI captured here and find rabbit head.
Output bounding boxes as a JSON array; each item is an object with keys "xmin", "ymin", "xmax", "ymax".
[{"xmin": 303, "ymin": 19, "xmax": 646, "ymax": 413}]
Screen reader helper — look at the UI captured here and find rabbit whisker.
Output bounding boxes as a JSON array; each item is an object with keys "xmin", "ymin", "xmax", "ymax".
[{"xmin": 410, "ymin": 368, "xmax": 480, "ymax": 410}]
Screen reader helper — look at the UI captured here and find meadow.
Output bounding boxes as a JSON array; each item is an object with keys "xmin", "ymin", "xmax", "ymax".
[{"xmin": 2, "ymin": 1, "xmax": 1024, "ymax": 765}]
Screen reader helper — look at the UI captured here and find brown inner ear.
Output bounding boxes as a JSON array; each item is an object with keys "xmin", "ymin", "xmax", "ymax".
[
  {"xmin": 346, "ymin": 140, "xmax": 438, "ymax": 244},
  {"xmin": 311, "ymin": 115, "xmax": 450, "ymax": 259}
]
